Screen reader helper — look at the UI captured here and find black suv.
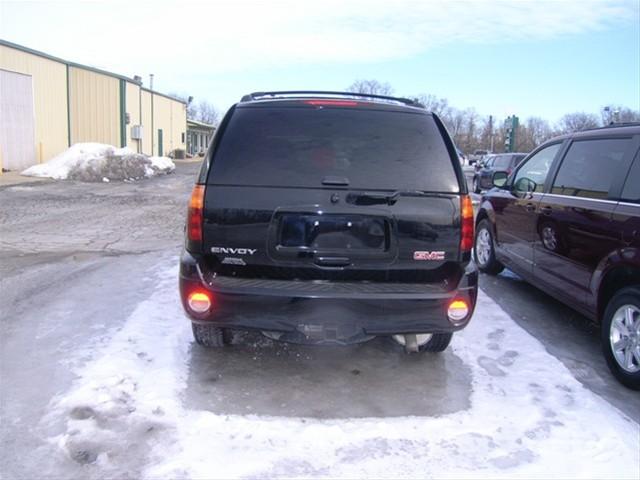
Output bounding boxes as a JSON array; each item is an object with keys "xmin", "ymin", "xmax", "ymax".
[
  {"xmin": 474, "ymin": 123, "xmax": 640, "ymax": 389},
  {"xmin": 180, "ymin": 91, "xmax": 478, "ymax": 353}
]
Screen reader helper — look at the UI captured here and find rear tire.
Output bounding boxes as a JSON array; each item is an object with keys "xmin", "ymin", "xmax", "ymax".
[
  {"xmin": 392, "ymin": 333, "xmax": 453, "ymax": 353},
  {"xmin": 601, "ymin": 287, "xmax": 640, "ymax": 390},
  {"xmin": 474, "ymin": 219, "xmax": 504, "ymax": 275},
  {"xmin": 192, "ymin": 323, "xmax": 231, "ymax": 348},
  {"xmin": 418, "ymin": 333, "xmax": 453, "ymax": 352}
]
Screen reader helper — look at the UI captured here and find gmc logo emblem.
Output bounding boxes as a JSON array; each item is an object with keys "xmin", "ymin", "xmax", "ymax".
[{"xmin": 414, "ymin": 251, "xmax": 445, "ymax": 261}]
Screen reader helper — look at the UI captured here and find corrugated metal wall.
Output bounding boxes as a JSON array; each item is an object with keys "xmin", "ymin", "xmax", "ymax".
[
  {"xmin": 0, "ymin": 44, "xmax": 68, "ymax": 163},
  {"xmin": 125, "ymin": 81, "xmax": 141, "ymax": 152},
  {"xmin": 153, "ymin": 94, "xmax": 172, "ymax": 156},
  {"xmin": 139, "ymin": 90, "xmax": 187, "ymax": 157},
  {"xmin": 141, "ymin": 89, "xmax": 153, "ymax": 155},
  {"xmin": 69, "ymin": 67, "xmax": 120, "ymax": 145},
  {"xmin": 171, "ymin": 100, "xmax": 187, "ymax": 154},
  {"xmin": 0, "ymin": 41, "xmax": 187, "ymax": 171}
]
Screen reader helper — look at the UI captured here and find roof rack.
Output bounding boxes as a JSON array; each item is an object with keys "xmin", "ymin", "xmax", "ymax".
[
  {"xmin": 602, "ymin": 121, "xmax": 640, "ymax": 129},
  {"xmin": 573, "ymin": 121, "xmax": 640, "ymax": 133},
  {"xmin": 240, "ymin": 91, "xmax": 423, "ymax": 108}
]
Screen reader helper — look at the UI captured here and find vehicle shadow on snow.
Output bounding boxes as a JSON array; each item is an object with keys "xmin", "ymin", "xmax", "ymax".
[{"xmin": 185, "ymin": 332, "xmax": 472, "ymax": 419}]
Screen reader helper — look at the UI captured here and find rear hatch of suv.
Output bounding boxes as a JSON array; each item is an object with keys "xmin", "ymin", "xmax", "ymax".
[{"xmin": 198, "ymin": 99, "xmax": 468, "ymax": 285}]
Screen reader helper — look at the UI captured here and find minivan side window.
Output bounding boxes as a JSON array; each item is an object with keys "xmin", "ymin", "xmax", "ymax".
[
  {"xmin": 551, "ymin": 138, "xmax": 631, "ymax": 200},
  {"xmin": 621, "ymin": 155, "xmax": 640, "ymax": 204},
  {"xmin": 513, "ymin": 143, "xmax": 561, "ymax": 193}
]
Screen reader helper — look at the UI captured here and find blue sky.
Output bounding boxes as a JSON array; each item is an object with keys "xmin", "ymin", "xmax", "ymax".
[{"xmin": 1, "ymin": 0, "xmax": 638, "ymax": 122}]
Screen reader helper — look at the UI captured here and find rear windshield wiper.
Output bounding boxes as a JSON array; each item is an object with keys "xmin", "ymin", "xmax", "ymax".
[
  {"xmin": 347, "ymin": 190, "xmax": 452, "ymax": 205},
  {"xmin": 347, "ymin": 191, "xmax": 400, "ymax": 205}
]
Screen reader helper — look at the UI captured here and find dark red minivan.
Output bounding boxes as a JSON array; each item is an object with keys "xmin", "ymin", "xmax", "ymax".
[{"xmin": 474, "ymin": 123, "xmax": 640, "ymax": 389}]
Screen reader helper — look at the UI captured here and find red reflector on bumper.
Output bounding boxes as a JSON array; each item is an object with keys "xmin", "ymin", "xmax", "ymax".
[{"xmin": 448, "ymin": 299, "xmax": 469, "ymax": 322}]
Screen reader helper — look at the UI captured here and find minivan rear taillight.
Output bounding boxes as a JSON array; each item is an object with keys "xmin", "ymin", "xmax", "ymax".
[
  {"xmin": 187, "ymin": 185, "xmax": 205, "ymax": 245},
  {"xmin": 460, "ymin": 195, "xmax": 474, "ymax": 253}
]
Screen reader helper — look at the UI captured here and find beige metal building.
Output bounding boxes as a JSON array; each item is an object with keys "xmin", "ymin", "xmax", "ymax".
[{"xmin": 0, "ymin": 39, "xmax": 187, "ymax": 174}]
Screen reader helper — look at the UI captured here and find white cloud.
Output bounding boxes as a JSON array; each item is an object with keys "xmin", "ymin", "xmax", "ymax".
[
  {"xmin": 1, "ymin": 0, "xmax": 636, "ymax": 114},
  {"xmin": 2, "ymin": 0, "xmax": 635, "ymax": 75}
]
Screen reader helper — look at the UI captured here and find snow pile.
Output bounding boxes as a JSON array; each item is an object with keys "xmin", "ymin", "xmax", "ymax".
[
  {"xmin": 44, "ymin": 259, "xmax": 640, "ymax": 479},
  {"xmin": 22, "ymin": 143, "xmax": 175, "ymax": 181}
]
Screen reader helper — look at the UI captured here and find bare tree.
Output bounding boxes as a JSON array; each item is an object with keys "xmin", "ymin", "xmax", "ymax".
[
  {"xmin": 601, "ymin": 105, "xmax": 640, "ymax": 125},
  {"xmin": 461, "ymin": 109, "xmax": 480, "ymax": 153},
  {"xmin": 413, "ymin": 94, "xmax": 451, "ymax": 118},
  {"xmin": 335, "ymin": 82, "xmax": 639, "ymax": 154},
  {"xmin": 168, "ymin": 93, "xmax": 219, "ymax": 125},
  {"xmin": 186, "ymin": 102, "xmax": 198, "ymax": 121},
  {"xmin": 557, "ymin": 112, "xmax": 600, "ymax": 134},
  {"xmin": 347, "ymin": 79, "xmax": 394, "ymax": 96},
  {"xmin": 478, "ymin": 116, "xmax": 495, "ymax": 152},
  {"xmin": 195, "ymin": 100, "xmax": 220, "ymax": 125},
  {"xmin": 517, "ymin": 117, "xmax": 554, "ymax": 152}
]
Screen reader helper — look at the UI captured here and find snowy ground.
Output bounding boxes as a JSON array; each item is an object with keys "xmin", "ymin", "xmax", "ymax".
[
  {"xmin": 22, "ymin": 143, "xmax": 175, "ymax": 181},
  {"xmin": 41, "ymin": 257, "xmax": 639, "ymax": 479},
  {"xmin": 2, "ymin": 163, "xmax": 638, "ymax": 479}
]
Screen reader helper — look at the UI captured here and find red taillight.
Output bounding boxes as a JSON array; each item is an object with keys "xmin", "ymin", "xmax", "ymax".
[
  {"xmin": 187, "ymin": 185, "xmax": 205, "ymax": 243},
  {"xmin": 460, "ymin": 195, "xmax": 474, "ymax": 253},
  {"xmin": 187, "ymin": 290, "xmax": 211, "ymax": 313},
  {"xmin": 305, "ymin": 100, "xmax": 360, "ymax": 106}
]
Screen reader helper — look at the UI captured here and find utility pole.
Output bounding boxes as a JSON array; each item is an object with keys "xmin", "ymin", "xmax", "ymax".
[{"xmin": 488, "ymin": 115, "xmax": 494, "ymax": 152}]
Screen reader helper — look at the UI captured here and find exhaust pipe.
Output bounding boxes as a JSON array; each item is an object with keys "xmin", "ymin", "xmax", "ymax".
[{"xmin": 404, "ymin": 334, "xmax": 419, "ymax": 353}]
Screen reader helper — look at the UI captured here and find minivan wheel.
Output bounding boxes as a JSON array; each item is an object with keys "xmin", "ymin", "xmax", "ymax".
[
  {"xmin": 601, "ymin": 287, "xmax": 640, "ymax": 390},
  {"xmin": 474, "ymin": 219, "xmax": 504, "ymax": 275},
  {"xmin": 473, "ymin": 177, "xmax": 481, "ymax": 194},
  {"xmin": 392, "ymin": 333, "xmax": 453, "ymax": 353},
  {"xmin": 192, "ymin": 323, "xmax": 231, "ymax": 348}
]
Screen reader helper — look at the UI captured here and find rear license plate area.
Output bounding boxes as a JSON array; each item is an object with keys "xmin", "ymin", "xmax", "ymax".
[{"xmin": 279, "ymin": 214, "xmax": 388, "ymax": 251}]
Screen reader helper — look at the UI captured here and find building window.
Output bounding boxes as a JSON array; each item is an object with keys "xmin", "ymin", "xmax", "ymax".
[{"xmin": 181, "ymin": 132, "xmax": 185, "ymax": 143}]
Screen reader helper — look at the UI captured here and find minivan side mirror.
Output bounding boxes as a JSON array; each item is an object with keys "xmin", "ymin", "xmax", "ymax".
[
  {"xmin": 492, "ymin": 171, "xmax": 509, "ymax": 189},
  {"xmin": 513, "ymin": 177, "xmax": 537, "ymax": 194}
]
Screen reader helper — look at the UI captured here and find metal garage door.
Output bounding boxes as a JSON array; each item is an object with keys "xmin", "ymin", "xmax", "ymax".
[{"xmin": 0, "ymin": 69, "xmax": 36, "ymax": 171}]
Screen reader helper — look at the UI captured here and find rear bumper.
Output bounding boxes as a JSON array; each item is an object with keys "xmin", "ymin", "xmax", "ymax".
[{"xmin": 179, "ymin": 251, "xmax": 478, "ymax": 341}]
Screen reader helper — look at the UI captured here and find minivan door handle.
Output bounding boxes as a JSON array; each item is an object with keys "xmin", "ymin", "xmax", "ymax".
[
  {"xmin": 540, "ymin": 206, "xmax": 552, "ymax": 215},
  {"xmin": 525, "ymin": 203, "xmax": 536, "ymax": 212}
]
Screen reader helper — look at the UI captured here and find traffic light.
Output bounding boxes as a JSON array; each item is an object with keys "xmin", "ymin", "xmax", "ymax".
[{"xmin": 504, "ymin": 115, "xmax": 519, "ymax": 152}]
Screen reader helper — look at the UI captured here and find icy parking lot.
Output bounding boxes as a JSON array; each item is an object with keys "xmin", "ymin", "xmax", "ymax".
[
  {"xmin": 1, "ymin": 162, "xmax": 639, "ymax": 479},
  {"xmin": 46, "ymin": 259, "xmax": 639, "ymax": 479}
]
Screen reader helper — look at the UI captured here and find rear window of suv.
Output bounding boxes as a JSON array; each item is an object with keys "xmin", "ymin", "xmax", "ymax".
[
  {"xmin": 208, "ymin": 106, "xmax": 459, "ymax": 192},
  {"xmin": 492, "ymin": 155, "xmax": 512, "ymax": 169}
]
